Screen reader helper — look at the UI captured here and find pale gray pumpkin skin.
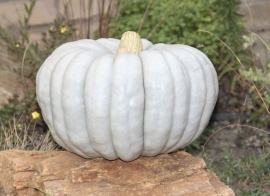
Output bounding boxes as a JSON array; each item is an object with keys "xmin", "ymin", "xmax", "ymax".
[{"xmin": 36, "ymin": 38, "xmax": 218, "ymax": 161}]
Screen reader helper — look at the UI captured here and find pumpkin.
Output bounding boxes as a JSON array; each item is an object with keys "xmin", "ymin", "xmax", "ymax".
[{"xmin": 36, "ymin": 31, "xmax": 218, "ymax": 161}]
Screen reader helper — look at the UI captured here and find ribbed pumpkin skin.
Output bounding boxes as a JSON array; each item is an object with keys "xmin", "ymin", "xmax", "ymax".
[{"xmin": 36, "ymin": 38, "xmax": 218, "ymax": 161}]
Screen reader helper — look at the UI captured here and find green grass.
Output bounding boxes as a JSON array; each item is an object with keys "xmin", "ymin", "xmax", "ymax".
[{"xmin": 205, "ymin": 149, "xmax": 270, "ymax": 195}]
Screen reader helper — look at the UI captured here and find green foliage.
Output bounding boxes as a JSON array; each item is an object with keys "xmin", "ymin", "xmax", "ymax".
[
  {"xmin": 240, "ymin": 34, "xmax": 270, "ymax": 124},
  {"xmin": 0, "ymin": 0, "xmax": 76, "ymax": 149},
  {"xmin": 109, "ymin": 0, "xmax": 245, "ymax": 75},
  {"xmin": 1, "ymin": 23, "xmax": 76, "ymax": 85},
  {"xmin": 205, "ymin": 149, "xmax": 270, "ymax": 195},
  {"xmin": 109, "ymin": 0, "xmax": 247, "ymax": 151},
  {"xmin": 238, "ymin": 189, "xmax": 270, "ymax": 196}
]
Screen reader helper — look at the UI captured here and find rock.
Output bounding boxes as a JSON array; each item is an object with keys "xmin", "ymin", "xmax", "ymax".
[
  {"xmin": 0, "ymin": 150, "xmax": 235, "ymax": 196},
  {"xmin": 0, "ymin": 70, "xmax": 24, "ymax": 105}
]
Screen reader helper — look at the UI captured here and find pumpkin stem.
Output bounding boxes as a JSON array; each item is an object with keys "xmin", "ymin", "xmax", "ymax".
[{"xmin": 118, "ymin": 31, "xmax": 142, "ymax": 55}]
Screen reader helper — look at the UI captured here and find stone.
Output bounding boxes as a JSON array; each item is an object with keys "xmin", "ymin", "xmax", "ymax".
[
  {"xmin": 0, "ymin": 70, "xmax": 24, "ymax": 105},
  {"xmin": 0, "ymin": 150, "xmax": 235, "ymax": 196}
]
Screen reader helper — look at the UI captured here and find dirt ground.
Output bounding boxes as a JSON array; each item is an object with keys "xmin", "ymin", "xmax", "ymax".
[{"xmin": 199, "ymin": 121, "xmax": 270, "ymax": 159}]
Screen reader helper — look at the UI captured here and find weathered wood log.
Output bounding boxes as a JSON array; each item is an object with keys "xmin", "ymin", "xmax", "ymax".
[{"xmin": 0, "ymin": 150, "xmax": 234, "ymax": 196}]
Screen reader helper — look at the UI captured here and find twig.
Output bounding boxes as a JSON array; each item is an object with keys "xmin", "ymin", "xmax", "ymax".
[
  {"xmin": 26, "ymin": 184, "xmax": 51, "ymax": 196},
  {"xmin": 21, "ymin": 41, "xmax": 31, "ymax": 97},
  {"xmin": 202, "ymin": 124, "xmax": 270, "ymax": 160},
  {"xmin": 137, "ymin": 0, "xmax": 154, "ymax": 34},
  {"xmin": 199, "ymin": 30, "xmax": 270, "ymax": 116}
]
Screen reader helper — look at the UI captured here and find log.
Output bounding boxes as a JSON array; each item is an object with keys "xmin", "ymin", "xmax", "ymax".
[{"xmin": 0, "ymin": 150, "xmax": 235, "ymax": 196}]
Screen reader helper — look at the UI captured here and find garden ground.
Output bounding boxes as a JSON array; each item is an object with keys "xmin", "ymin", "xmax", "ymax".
[{"xmin": 193, "ymin": 122, "xmax": 270, "ymax": 195}]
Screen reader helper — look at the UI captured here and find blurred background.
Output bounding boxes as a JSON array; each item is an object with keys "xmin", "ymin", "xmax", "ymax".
[
  {"xmin": 0, "ymin": 0, "xmax": 269, "ymax": 195},
  {"xmin": 0, "ymin": 0, "xmax": 270, "ymax": 112}
]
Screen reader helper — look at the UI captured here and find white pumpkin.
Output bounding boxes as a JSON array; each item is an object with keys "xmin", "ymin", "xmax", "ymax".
[{"xmin": 36, "ymin": 31, "xmax": 218, "ymax": 161}]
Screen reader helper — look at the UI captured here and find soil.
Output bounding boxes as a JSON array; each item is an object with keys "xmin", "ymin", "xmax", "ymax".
[{"xmin": 199, "ymin": 121, "xmax": 270, "ymax": 159}]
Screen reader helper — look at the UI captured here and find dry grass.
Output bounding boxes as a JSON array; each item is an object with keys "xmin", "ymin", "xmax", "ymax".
[
  {"xmin": 0, "ymin": 114, "xmax": 60, "ymax": 151},
  {"xmin": 61, "ymin": 0, "xmax": 117, "ymax": 39}
]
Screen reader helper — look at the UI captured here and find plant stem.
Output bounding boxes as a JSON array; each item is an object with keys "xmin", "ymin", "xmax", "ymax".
[{"xmin": 118, "ymin": 31, "xmax": 142, "ymax": 54}]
